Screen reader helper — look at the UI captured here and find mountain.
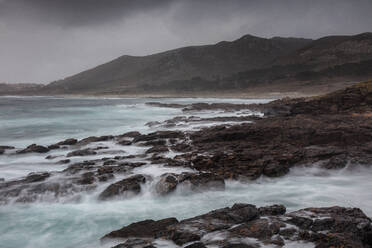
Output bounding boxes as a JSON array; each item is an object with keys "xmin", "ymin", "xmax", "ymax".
[
  {"xmin": 5, "ymin": 33, "xmax": 372, "ymax": 96},
  {"xmin": 273, "ymin": 32, "xmax": 372, "ymax": 69},
  {"xmin": 148, "ymin": 33, "xmax": 372, "ymax": 95},
  {"xmin": 41, "ymin": 35, "xmax": 312, "ymax": 94}
]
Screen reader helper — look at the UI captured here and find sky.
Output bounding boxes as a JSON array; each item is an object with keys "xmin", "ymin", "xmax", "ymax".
[{"xmin": 0, "ymin": 0, "xmax": 371, "ymax": 84}]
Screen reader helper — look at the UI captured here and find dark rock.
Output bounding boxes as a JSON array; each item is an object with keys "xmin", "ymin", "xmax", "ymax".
[
  {"xmin": 169, "ymin": 231, "xmax": 201, "ymax": 246},
  {"xmin": 118, "ymin": 131, "xmax": 141, "ymax": 138},
  {"xmin": 179, "ymin": 173, "xmax": 225, "ymax": 191},
  {"xmin": 17, "ymin": 144, "xmax": 50, "ymax": 154},
  {"xmin": 0, "ymin": 145, "xmax": 15, "ymax": 150},
  {"xmin": 222, "ymin": 244, "xmax": 256, "ymax": 248},
  {"xmin": 103, "ymin": 160, "xmax": 117, "ymax": 166},
  {"xmin": 155, "ymin": 173, "xmax": 178, "ymax": 195},
  {"xmin": 230, "ymin": 218, "xmax": 281, "ymax": 240},
  {"xmin": 184, "ymin": 242, "xmax": 207, "ymax": 248},
  {"xmin": 77, "ymin": 135, "xmax": 114, "ymax": 145},
  {"xmin": 75, "ymin": 172, "xmax": 95, "ymax": 185},
  {"xmin": 145, "ymin": 146, "xmax": 169, "ymax": 154},
  {"xmin": 146, "ymin": 102, "xmax": 185, "ymax": 108},
  {"xmin": 57, "ymin": 159, "xmax": 70, "ymax": 164},
  {"xmin": 98, "ymin": 175, "xmax": 147, "ymax": 200},
  {"xmin": 56, "ymin": 138, "xmax": 78, "ymax": 146},
  {"xmin": 66, "ymin": 148, "xmax": 97, "ymax": 157},
  {"xmin": 0, "ymin": 149, "xmax": 4, "ymax": 155},
  {"xmin": 117, "ymin": 140, "xmax": 132, "ymax": 146},
  {"xmin": 133, "ymin": 131, "xmax": 184, "ymax": 143},
  {"xmin": 101, "ymin": 218, "xmax": 178, "ymax": 240},
  {"xmin": 24, "ymin": 172, "xmax": 50, "ymax": 183},
  {"xmin": 258, "ymin": 204, "xmax": 286, "ymax": 216},
  {"xmin": 45, "ymin": 155, "xmax": 61, "ymax": 160},
  {"xmin": 47, "ymin": 144, "xmax": 60, "ymax": 150},
  {"xmin": 101, "ymin": 203, "xmax": 372, "ymax": 248},
  {"xmin": 143, "ymin": 139, "xmax": 167, "ymax": 146},
  {"xmin": 63, "ymin": 161, "xmax": 96, "ymax": 174},
  {"xmin": 112, "ymin": 238, "xmax": 154, "ymax": 248}
]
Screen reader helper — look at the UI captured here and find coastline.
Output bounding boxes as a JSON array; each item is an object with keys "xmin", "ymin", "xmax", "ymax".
[{"xmin": 1, "ymin": 80, "xmax": 372, "ymax": 247}]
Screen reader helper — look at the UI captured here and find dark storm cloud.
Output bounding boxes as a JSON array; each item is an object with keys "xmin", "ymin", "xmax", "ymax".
[
  {"xmin": 0, "ymin": 0, "xmax": 371, "ymax": 83},
  {"xmin": 0, "ymin": 0, "xmax": 173, "ymax": 26}
]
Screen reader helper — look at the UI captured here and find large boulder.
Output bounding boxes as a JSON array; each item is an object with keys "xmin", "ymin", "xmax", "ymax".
[
  {"xmin": 154, "ymin": 172, "xmax": 225, "ymax": 195},
  {"xmin": 101, "ymin": 218, "xmax": 178, "ymax": 241},
  {"xmin": 17, "ymin": 144, "xmax": 50, "ymax": 154},
  {"xmin": 98, "ymin": 175, "xmax": 147, "ymax": 200}
]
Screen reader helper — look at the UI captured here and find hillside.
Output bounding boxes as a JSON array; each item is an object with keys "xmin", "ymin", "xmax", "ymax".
[
  {"xmin": 41, "ymin": 35, "xmax": 311, "ymax": 94},
  {"xmin": 4, "ymin": 33, "xmax": 372, "ymax": 96}
]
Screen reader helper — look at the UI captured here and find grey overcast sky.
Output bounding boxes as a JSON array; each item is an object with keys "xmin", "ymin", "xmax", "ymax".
[{"xmin": 0, "ymin": 0, "xmax": 371, "ymax": 84}]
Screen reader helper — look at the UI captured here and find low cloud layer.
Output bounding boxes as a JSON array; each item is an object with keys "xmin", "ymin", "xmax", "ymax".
[{"xmin": 0, "ymin": 0, "xmax": 371, "ymax": 83}]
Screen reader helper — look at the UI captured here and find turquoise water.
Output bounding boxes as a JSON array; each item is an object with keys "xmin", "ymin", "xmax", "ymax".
[
  {"xmin": 1, "ymin": 166, "xmax": 372, "ymax": 248},
  {"xmin": 0, "ymin": 96, "xmax": 268, "ymax": 147}
]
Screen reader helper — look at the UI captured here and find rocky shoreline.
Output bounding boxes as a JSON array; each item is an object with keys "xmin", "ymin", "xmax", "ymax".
[
  {"xmin": 1, "ymin": 81, "xmax": 372, "ymax": 247},
  {"xmin": 101, "ymin": 203, "xmax": 372, "ymax": 248}
]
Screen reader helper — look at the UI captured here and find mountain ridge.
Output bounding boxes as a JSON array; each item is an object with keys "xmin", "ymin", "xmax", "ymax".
[
  {"xmin": 42, "ymin": 34, "xmax": 312, "ymax": 94},
  {"xmin": 2, "ymin": 32, "xmax": 372, "ymax": 96}
]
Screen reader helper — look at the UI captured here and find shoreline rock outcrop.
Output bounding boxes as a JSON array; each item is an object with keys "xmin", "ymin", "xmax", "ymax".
[{"xmin": 101, "ymin": 203, "xmax": 372, "ymax": 248}]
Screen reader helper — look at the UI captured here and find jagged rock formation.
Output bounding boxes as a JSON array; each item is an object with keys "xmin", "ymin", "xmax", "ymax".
[{"xmin": 101, "ymin": 203, "xmax": 372, "ymax": 248}]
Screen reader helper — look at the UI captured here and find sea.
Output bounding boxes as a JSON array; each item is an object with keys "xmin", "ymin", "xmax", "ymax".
[{"xmin": 0, "ymin": 96, "xmax": 371, "ymax": 248}]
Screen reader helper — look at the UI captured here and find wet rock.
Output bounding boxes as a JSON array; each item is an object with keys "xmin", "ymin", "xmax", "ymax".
[
  {"xmin": 74, "ymin": 172, "xmax": 95, "ymax": 185},
  {"xmin": 230, "ymin": 218, "xmax": 281, "ymax": 240},
  {"xmin": 146, "ymin": 102, "xmax": 185, "ymax": 108},
  {"xmin": 57, "ymin": 159, "xmax": 70, "ymax": 164},
  {"xmin": 0, "ymin": 145, "xmax": 15, "ymax": 150},
  {"xmin": 118, "ymin": 131, "xmax": 141, "ymax": 138},
  {"xmin": 17, "ymin": 144, "xmax": 50, "ymax": 154},
  {"xmin": 133, "ymin": 131, "xmax": 185, "ymax": 143},
  {"xmin": 0, "ymin": 145, "xmax": 15, "ymax": 154},
  {"xmin": 179, "ymin": 173, "xmax": 225, "ymax": 191},
  {"xmin": 117, "ymin": 140, "xmax": 132, "ymax": 146},
  {"xmin": 155, "ymin": 173, "xmax": 178, "ymax": 195},
  {"xmin": 63, "ymin": 161, "xmax": 96, "ymax": 174},
  {"xmin": 112, "ymin": 238, "xmax": 155, "ymax": 248},
  {"xmin": 101, "ymin": 218, "xmax": 178, "ymax": 241},
  {"xmin": 145, "ymin": 146, "xmax": 169, "ymax": 154},
  {"xmin": 184, "ymin": 242, "xmax": 207, "ymax": 248},
  {"xmin": 66, "ymin": 148, "xmax": 97, "ymax": 157},
  {"xmin": 98, "ymin": 175, "xmax": 147, "ymax": 200},
  {"xmin": 143, "ymin": 139, "xmax": 167, "ymax": 146},
  {"xmin": 103, "ymin": 160, "xmax": 117, "ymax": 166},
  {"xmin": 56, "ymin": 138, "xmax": 78, "ymax": 146},
  {"xmin": 77, "ymin": 135, "xmax": 114, "ymax": 145},
  {"xmin": 169, "ymin": 231, "xmax": 201, "ymax": 246},
  {"xmin": 222, "ymin": 244, "xmax": 256, "ymax": 248},
  {"xmin": 320, "ymin": 154, "xmax": 348, "ymax": 169},
  {"xmin": 24, "ymin": 172, "xmax": 50, "ymax": 183},
  {"xmin": 155, "ymin": 173, "xmax": 225, "ymax": 195},
  {"xmin": 47, "ymin": 144, "xmax": 60, "ymax": 150},
  {"xmin": 45, "ymin": 155, "xmax": 61, "ymax": 160},
  {"xmin": 263, "ymin": 162, "xmax": 289, "ymax": 177},
  {"xmin": 258, "ymin": 204, "xmax": 286, "ymax": 216},
  {"xmin": 102, "ymin": 203, "xmax": 372, "ymax": 248}
]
